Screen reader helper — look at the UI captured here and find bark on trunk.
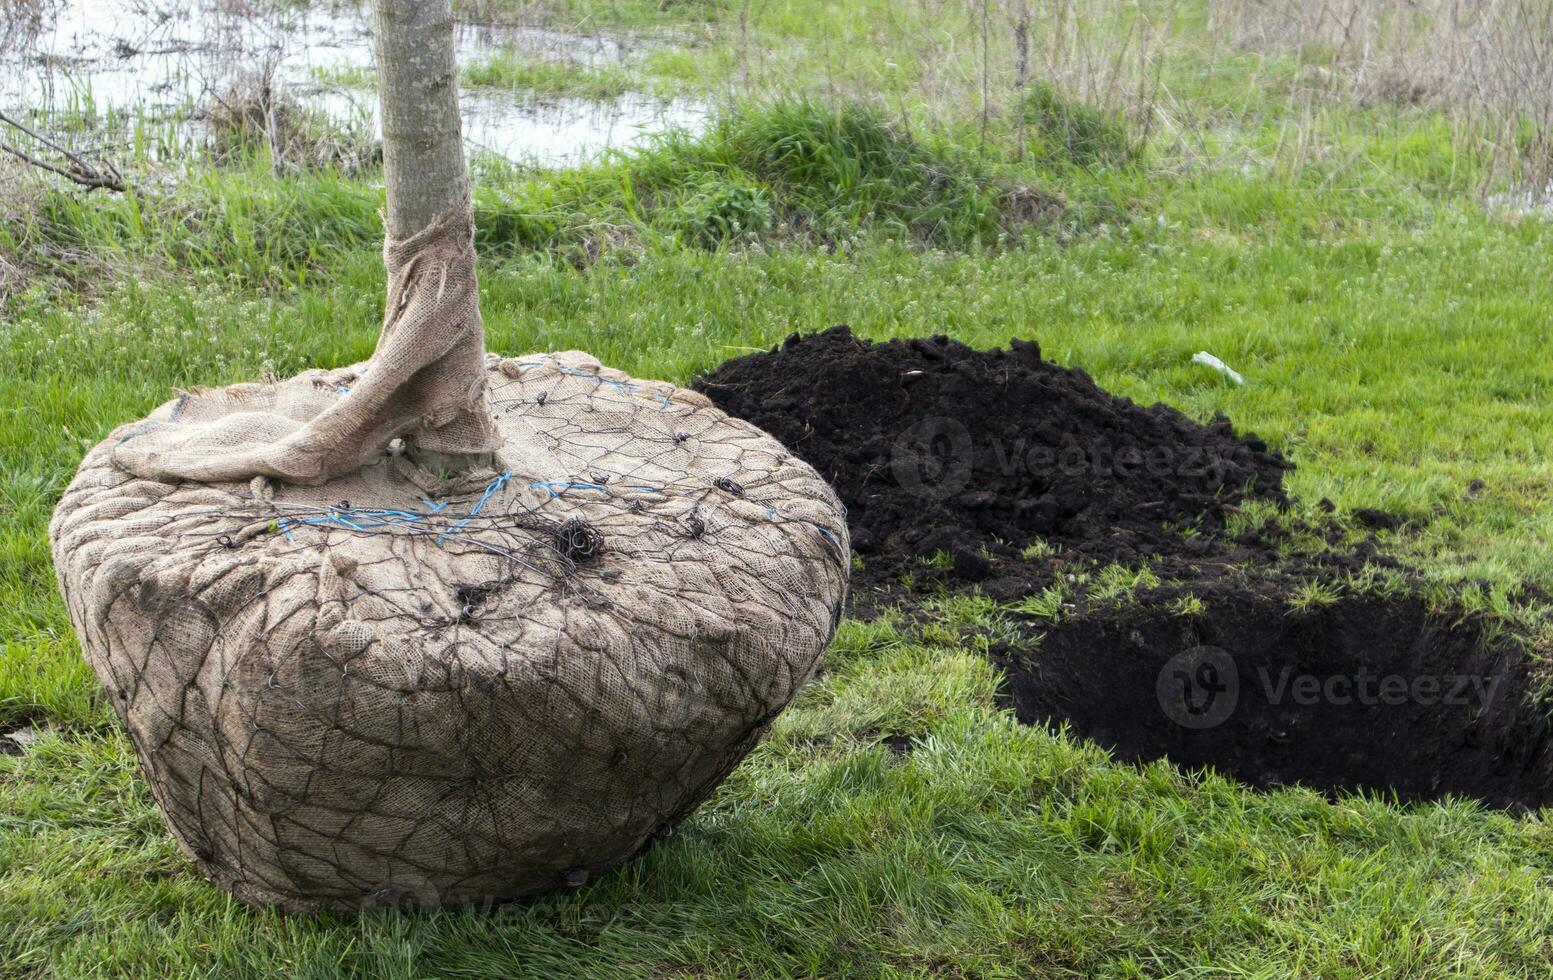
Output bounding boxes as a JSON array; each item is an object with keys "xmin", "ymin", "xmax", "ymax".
[{"xmin": 373, "ymin": 0, "xmax": 468, "ymax": 239}]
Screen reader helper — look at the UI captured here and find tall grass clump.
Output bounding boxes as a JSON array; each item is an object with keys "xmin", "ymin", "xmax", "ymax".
[
  {"xmin": 201, "ymin": 67, "xmax": 378, "ymax": 176},
  {"xmin": 687, "ymin": 100, "xmax": 1007, "ymax": 243},
  {"xmin": 1, "ymin": 165, "xmax": 381, "ymax": 299},
  {"xmin": 1020, "ymin": 81, "xmax": 1139, "ymax": 169},
  {"xmin": 476, "ymin": 100, "xmax": 1025, "ymax": 256},
  {"xmin": 461, "ymin": 50, "xmax": 632, "ymax": 99}
]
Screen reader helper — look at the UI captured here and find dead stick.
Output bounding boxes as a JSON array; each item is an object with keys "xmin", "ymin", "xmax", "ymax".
[{"xmin": 0, "ymin": 109, "xmax": 127, "ymax": 193}]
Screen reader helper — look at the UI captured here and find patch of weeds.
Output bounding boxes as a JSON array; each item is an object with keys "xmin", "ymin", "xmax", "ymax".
[
  {"xmin": 1224, "ymin": 498, "xmax": 1285, "ymax": 541},
  {"xmin": 1169, "ymin": 593, "xmax": 1206, "ymax": 618},
  {"xmin": 1010, "ymin": 583, "xmax": 1072, "ymax": 623},
  {"xmin": 309, "ymin": 64, "xmax": 377, "ymax": 90},
  {"xmin": 1019, "ymin": 537, "xmax": 1059, "ymax": 561},
  {"xmin": 461, "ymin": 53, "xmax": 633, "ymax": 100},
  {"xmin": 639, "ymin": 45, "xmax": 714, "ymax": 88},
  {"xmin": 1288, "ymin": 578, "xmax": 1344, "ymax": 614},
  {"xmin": 922, "ymin": 549, "xmax": 954, "ymax": 571},
  {"xmin": 659, "ymin": 170, "xmax": 773, "ymax": 246},
  {"xmin": 1086, "ymin": 563, "xmax": 1161, "ymax": 603},
  {"xmin": 201, "ymin": 69, "xmax": 378, "ymax": 175},
  {"xmin": 923, "ymin": 592, "xmax": 1005, "ymax": 631},
  {"xmin": 1020, "ymin": 81, "xmax": 1138, "ymax": 170},
  {"xmin": 692, "ymin": 99, "xmax": 1006, "ymax": 245},
  {"xmin": 1346, "ymin": 563, "xmax": 1414, "ymax": 600}
]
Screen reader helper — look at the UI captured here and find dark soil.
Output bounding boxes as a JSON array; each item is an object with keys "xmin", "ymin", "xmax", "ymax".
[
  {"xmin": 695, "ymin": 326, "xmax": 1292, "ymax": 594},
  {"xmin": 697, "ymin": 328, "xmax": 1552, "ymax": 810},
  {"xmin": 996, "ymin": 591, "xmax": 1553, "ymax": 810}
]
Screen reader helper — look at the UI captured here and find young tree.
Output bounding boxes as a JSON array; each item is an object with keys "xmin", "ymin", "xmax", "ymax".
[
  {"xmin": 58, "ymin": 0, "xmax": 848, "ymax": 915},
  {"xmin": 367, "ymin": 0, "xmax": 498, "ymax": 474},
  {"xmin": 115, "ymin": 0, "xmax": 498, "ymax": 485}
]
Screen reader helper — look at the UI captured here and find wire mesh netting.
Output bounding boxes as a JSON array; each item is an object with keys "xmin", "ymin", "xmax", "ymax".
[{"xmin": 51, "ymin": 347, "xmax": 849, "ymax": 910}]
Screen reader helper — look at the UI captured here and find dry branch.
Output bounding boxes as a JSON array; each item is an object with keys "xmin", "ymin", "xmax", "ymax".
[{"xmin": 0, "ymin": 109, "xmax": 126, "ymax": 193}]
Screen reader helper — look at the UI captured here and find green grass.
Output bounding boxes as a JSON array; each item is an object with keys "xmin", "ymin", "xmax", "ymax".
[
  {"xmin": 461, "ymin": 51, "xmax": 634, "ymax": 99},
  {"xmin": 7, "ymin": 617, "xmax": 1553, "ymax": 976},
  {"xmin": 309, "ymin": 64, "xmax": 378, "ymax": 90},
  {"xmin": 473, "ymin": 99, "xmax": 1030, "ymax": 254},
  {"xmin": 7, "ymin": 0, "xmax": 1553, "ymax": 975}
]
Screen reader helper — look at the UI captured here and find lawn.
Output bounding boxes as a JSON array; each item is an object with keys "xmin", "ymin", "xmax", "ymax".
[{"xmin": 4, "ymin": 0, "xmax": 1553, "ymax": 976}]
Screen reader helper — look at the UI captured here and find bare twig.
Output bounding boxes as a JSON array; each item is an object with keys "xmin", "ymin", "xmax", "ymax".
[
  {"xmin": 1013, "ymin": 5, "xmax": 1030, "ymax": 161},
  {"xmin": 979, "ymin": 0, "xmax": 991, "ymax": 153},
  {"xmin": 739, "ymin": 0, "xmax": 752, "ymax": 94},
  {"xmin": 0, "ymin": 109, "xmax": 126, "ymax": 193}
]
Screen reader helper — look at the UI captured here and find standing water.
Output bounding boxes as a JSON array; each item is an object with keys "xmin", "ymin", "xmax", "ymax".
[{"xmin": 0, "ymin": 0, "xmax": 709, "ymax": 167}]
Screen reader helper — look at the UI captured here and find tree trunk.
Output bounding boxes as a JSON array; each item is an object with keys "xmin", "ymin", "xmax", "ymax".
[
  {"xmin": 367, "ymin": 0, "xmax": 498, "ymax": 474},
  {"xmin": 107, "ymin": 0, "xmax": 499, "ymax": 486},
  {"xmin": 373, "ymin": 0, "xmax": 468, "ymax": 239}
]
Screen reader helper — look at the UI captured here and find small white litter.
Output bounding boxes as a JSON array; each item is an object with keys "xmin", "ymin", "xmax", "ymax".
[
  {"xmin": 1192, "ymin": 351, "xmax": 1245, "ymax": 386},
  {"xmin": 1, "ymin": 727, "xmax": 42, "ymax": 754}
]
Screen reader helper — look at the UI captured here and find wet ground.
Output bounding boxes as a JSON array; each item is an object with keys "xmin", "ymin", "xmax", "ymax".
[{"xmin": 0, "ymin": 0, "xmax": 709, "ymax": 166}]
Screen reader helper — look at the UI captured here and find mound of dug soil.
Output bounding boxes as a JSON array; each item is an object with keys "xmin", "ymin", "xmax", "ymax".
[
  {"xmin": 696, "ymin": 327, "xmax": 1290, "ymax": 589},
  {"xmin": 997, "ymin": 591, "xmax": 1553, "ymax": 810},
  {"xmin": 698, "ymin": 328, "xmax": 1553, "ymax": 811}
]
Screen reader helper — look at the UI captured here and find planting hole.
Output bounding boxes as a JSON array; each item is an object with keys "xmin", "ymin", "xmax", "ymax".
[{"xmin": 997, "ymin": 593, "xmax": 1553, "ymax": 810}]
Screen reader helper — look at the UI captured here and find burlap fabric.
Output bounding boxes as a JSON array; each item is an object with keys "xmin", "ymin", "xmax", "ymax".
[
  {"xmin": 49, "ymin": 209, "xmax": 849, "ymax": 911},
  {"xmin": 115, "ymin": 206, "xmax": 500, "ymax": 486}
]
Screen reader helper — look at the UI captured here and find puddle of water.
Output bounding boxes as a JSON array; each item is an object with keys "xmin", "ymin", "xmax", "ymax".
[
  {"xmin": 0, "ymin": 0, "xmax": 709, "ymax": 167},
  {"xmin": 1487, "ymin": 183, "xmax": 1553, "ymax": 218},
  {"xmin": 462, "ymin": 91, "xmax": 706, "ymax": 163}
]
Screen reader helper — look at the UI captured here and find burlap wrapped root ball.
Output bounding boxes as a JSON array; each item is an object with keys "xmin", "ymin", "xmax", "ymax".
[{"xmin": 49, "ymin": 212, "xmax": 849, "ymax": 911}]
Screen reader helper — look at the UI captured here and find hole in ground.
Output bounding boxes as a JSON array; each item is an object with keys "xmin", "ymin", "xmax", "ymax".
[{"xmin": 994, "ymin": 593, "xmax": 1553, "ymax": 811}]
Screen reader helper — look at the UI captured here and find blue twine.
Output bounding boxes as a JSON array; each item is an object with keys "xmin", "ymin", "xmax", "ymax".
[
  {"xmin": 758, "ymin": 503, "xmax": 839, "ymax": 546},
  {"xmin": 272, "ymin": 486, "xmax": 471, "ymax": 546},
  {"xmin": 558, "ymin": 365, "xmax": 638, "ymax": 395},
  {"xmin": 439, "ymin": 470, "xmax": 512, "ymax": 544},
  {"xmin": 531, "ymin": 480, "xmax": 606, "ymax": 498}
]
